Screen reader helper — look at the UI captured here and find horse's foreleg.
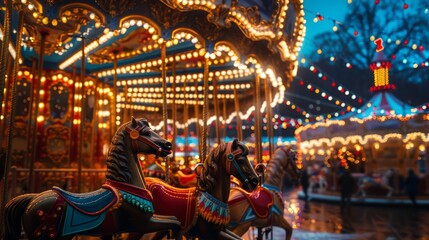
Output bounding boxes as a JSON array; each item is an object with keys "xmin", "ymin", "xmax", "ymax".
[
  {"xmin": 228, "ymin": 222, "xmax": 252, "ymax": 238},
  {"xmin": 273, "ymin": 215, "xmax": 293, "ymax": 240}
]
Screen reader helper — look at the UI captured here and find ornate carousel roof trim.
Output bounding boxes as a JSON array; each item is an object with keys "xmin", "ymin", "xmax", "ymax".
[{"xmin": 160, "ymin": 0, "xmax": 305, "ymax": 72}]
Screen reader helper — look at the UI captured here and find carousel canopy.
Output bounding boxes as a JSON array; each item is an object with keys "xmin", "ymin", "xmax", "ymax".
[
  {"xmin": 3, "ymin": 0, "xmax": 306, "ymax": 127},
  {"xmin": 337, "ymin": 91, "xmax": 416, "ymax": 120}
]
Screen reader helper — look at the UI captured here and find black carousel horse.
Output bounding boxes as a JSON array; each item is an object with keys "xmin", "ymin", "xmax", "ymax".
[
  {"xmin": 144, "ymin": 139, "xmax": 259, "ymax": 240},
  {"xmin": 4, "ymin": 117, "xmax": 182, "ymax": 240}
]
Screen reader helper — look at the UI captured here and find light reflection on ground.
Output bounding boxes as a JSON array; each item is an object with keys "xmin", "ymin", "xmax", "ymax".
[{"xmin": 243, "ymin": 189, "xmax": 429, "ymax": 240}]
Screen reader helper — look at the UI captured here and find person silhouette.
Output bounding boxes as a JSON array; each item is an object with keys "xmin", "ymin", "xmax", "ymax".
[
  {"xmin": 300, "ymin": 168, "xmax": 310, "ymax": 200},
  {"xmin": 338, "ymin": 170, "xmax": 355, "ymax": 209},
  {"xmin": 404, "ymin": 169, "xmax": 419, "ymax": 206}
]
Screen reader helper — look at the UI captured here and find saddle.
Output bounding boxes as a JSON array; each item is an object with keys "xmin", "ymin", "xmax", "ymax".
[
  {"xmin": 52, "ymin": 184, "xmax": 119, "ymax": 216},
  {"xmin": 228, "ymin": 186, "xmax": 273, "ymax": 218},
  {"xmin": 52, "ymin": 184, "xmax": 120, "ymax": 236},
  {"xmin": 176, "ymin": 171, "xmax": 197, "ymax": 186},
  {"xmin": 145, "ymin": 177, "xmax": 197, "ymax": 230}
]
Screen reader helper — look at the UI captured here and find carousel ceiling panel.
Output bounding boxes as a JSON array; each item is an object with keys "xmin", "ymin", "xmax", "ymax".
[{"xmin": 12, "ymin": 0, "xmax": 305, "ymax": 123}]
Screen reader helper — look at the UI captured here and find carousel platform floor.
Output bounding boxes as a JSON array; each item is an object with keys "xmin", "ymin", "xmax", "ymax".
[{"xmin": 297, "ymin": 191, "xmax": 429, "ymax": 206}]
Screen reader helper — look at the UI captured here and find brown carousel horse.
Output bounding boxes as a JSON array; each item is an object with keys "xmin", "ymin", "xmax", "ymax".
[
  {"xmin": 3, "ymin": 118, "xmax": 182, "ymax": 240},
  {"xmin": 144, "ymin": 139, "xmax": 259, "ymax": 240},
  {"xmin": 228, "ymin": 147, "xmax": 300, "ymax": 240}
]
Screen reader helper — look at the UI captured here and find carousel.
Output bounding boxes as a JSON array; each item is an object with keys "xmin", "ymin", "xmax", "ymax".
[
  {"xmin": 0, "ymin": 0, "xmax": 304, "ymax": 239},
  {"xmin": 296, "ymin": 52, "xmax": 429, "ymax": 195}
]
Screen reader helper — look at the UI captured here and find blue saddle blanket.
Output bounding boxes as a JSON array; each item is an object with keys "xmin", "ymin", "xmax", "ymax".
[{"xmin": 52, "ymin": 186, "xmax": 117, "ymax": 236}]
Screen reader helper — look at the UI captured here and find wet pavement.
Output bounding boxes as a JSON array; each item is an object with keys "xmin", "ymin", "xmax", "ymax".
[{"xmin": 243, "ymin": 189, "xmax": 429, "ymax": 240}]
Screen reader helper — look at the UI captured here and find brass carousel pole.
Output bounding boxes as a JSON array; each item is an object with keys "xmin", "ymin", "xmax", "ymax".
[
  {"xmin": 254, "ymin": 74, "xmax": 262, "ymax": 164},
  {"xmin": 69, "ymin": 66, "xmax": 77, "ymax": 167},
  {"xmin": 201, "ymin": 56, "xmax": 209, "ymax": 162},
  {"xmin": 264, "ymin": 77, "xmax": 274, "ymax": 159},
  {"xmin": 193, "ymin": 77, "xmax": 201, "ymax": 161},
  {"xmin": 29, "ymin": 31, "xmax": 48, "ymax": 192},
  {"xmin": 113, "ymin": 52, "xmax": 118, "ymax": 132},
  {"xmin": 161, "ymin": 41, "xmax": 169, "ymax": 183},
  {"xmin": 222, "ymin": 98, "xmax": 227, "ymax": 140},
  {"xmin": 24, "ymin": 58, "xmax": 36, "ymax": 168},
  {"xmin": 212, "ymin": 76, "xmax": 221, "ymax": 145},
  {"xmin": 77, "ymin": 36, "xmax": 86, "ymax": 192},
  {"xmin": 172, "ymin": 57, "xmax": 177, "ymax": 162},
  {"xmin": 233, "ymin": 80, "xmax": 243, "ymax": 140},
  {"xmin": 0, "ymin": 0, "xmax": 11, "ymax": 116},
  {"xmin": 183, "ymin": 77, "xmax": 189, "ymax": 165},
  {"xmin": 123, "ymin": 83, "xmax": 129, "ymax": 123},
  {"xmin": 0, "ymin": 8, "xmax": 22, "ymax": 235},
  {"xmin": 0, "ymin": 55, "xmax": 14, "ymax": 144},
  {"xmin": 90, "ymin": 83, "xmax": 99, "ymax": 168}
]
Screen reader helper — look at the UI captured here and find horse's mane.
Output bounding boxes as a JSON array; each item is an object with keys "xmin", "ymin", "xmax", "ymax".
[
  {"xmin": 105, "ymin": 125, "xmax": 132, "ymax": 183},
  {"xmin": 264, "ymin": 147, "xmax": 291, "ymax": 188},
  {"xmin": 197, "ymin": 143, "xmax": 227, "ymax": 192}
]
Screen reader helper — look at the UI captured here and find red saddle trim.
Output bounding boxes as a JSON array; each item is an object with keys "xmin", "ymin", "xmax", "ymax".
[
  {"xmin": 52, "ymin": 185, "xmax": 120, "ymax": 216},
  {"xmin": 176, "ymin": 171, "xmax": 197, "ymax": 186},
  {"xmin": 145, "ymin": 177, "xmax": 197, "ymax": 230},
  {"xmin": 105, "ymin": 179, "xmax": 153, "ymax": 202},
  {"xmin": 228, "ymin": 186, "xmax": 273, "ymax": 218}
]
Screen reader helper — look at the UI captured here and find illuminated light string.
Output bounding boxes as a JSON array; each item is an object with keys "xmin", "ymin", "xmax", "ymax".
[
  {"xmin": 299, "ymin": 132, "xmax": 429, "ymax": 152},
  {"xmin": 305, "ymin": 64, "xmax": 365, "ymax": 104},
  {"xmin": 296, "ymin": 113, "xmax": 429, "ymax": 136},
  {"xmin": 302, "ymin": 40, "xmax": 429, "ymax": 70},
  {"xmin": 150, "ymin": 90, "xmax": 284, "ymax": 131},
  {"xmin": 303, "ymin": 5, "xmax": 428, "ymax": 69},
  {"xmin": 297, "ymin": 79, "xmax": 358, "ymax": 113}
]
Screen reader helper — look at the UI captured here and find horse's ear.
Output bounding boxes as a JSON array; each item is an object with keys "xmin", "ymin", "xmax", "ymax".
[
  {"xmin": 131, "ymin": 117, "xmax": 138, "ymax": 128},
  {"xmin": 232, "ymin": 138, "xmax": 239, "ymax": 148}
]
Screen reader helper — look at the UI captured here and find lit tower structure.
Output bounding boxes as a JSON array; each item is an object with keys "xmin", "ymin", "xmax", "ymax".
[{"xmin": 369, "ymin": 52, "xmax": 396, "ymax": 93}]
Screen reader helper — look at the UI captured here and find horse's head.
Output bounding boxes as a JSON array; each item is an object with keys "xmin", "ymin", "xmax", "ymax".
[
  {"xmin": 280, "ymin": 147, "xmax": 301, "ymax": 180},
  {"xmin": 224, "ymin": 139, "xmax": 258, "ymax": 191},
  {"xmin": 123, "ymin": 117, "xmax": 172, "ymax": 158}
]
